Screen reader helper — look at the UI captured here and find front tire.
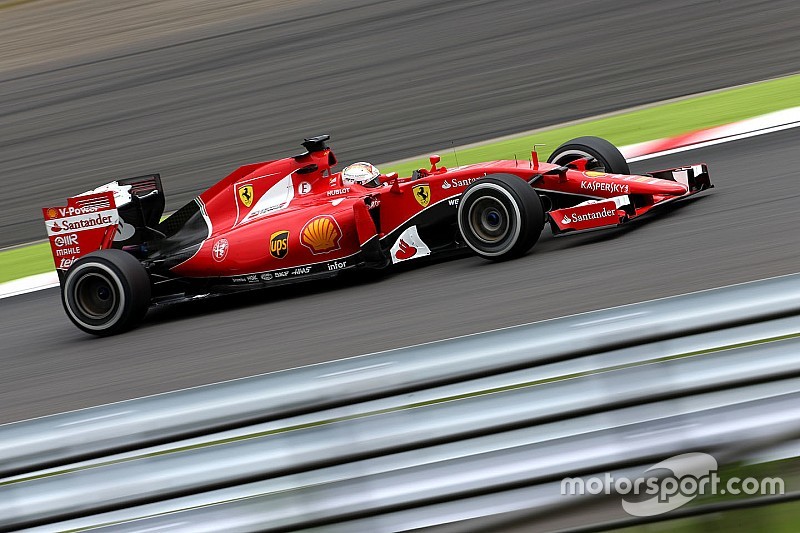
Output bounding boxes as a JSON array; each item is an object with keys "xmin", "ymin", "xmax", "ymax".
[
  {"xmin": 457, "ymin": 174, "xmax": 544, "ymax": 261},
  {"xmin": 547, "ymin": 136, "xmax": 630, "ymax": 175},
  {"xmin": 62, "ymin": 249, "xmax": 151, "ymax": 336}
]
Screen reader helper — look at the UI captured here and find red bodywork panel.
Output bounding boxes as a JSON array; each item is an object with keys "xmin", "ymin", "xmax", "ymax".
[
  {"xmin": 170, "ymin": 152, "xmax": 703, "ymax": 279},
  {"xmin": 175, "ymin": 148, "xmax": 370, "ymax": 278},
  {"xmin": 42, "ymin": 138, "xmax": 710, "ymax": 288}
]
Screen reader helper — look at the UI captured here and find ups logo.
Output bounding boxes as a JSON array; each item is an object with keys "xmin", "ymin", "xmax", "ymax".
[{"xmin": 270, "ymin": 230, "xmax": 289, "ymax": 259}]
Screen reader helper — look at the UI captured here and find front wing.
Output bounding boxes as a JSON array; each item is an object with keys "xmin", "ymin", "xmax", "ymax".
[{"xmin": 549, "ymin": 164, "xmax": 712, "ymax": 234}]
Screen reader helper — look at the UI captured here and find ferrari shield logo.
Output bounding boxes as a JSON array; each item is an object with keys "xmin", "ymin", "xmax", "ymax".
[
  {"xmin": 237, "ymin": 184, "xmax": 254, "ymax": 208},
  {"xmin": 412, "ymin": 184, "xmax": 430, "ymax": 208}
]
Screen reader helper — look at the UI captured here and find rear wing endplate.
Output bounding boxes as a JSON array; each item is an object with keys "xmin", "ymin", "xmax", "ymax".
[{"xmin": 42, "ymin": 191, "xmax": 119, "ymax": 271}]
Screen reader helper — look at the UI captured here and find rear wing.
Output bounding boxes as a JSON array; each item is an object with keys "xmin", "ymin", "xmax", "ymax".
[
  {"xmin": 84, "ymin": 174, "xmax": 166, "ymax": 244},
  {"xmin": 42, "ymin": 174, "xmax": 167, "ymax": 274},
  {"xmin": 42, "ymin": 192, "xmax": 119, "ymax": 272}
]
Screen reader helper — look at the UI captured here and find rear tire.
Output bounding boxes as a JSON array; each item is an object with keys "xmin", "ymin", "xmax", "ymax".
[
  {"xmin": 62, "ymin": 249, "xmax": 151, "ymax": 336},
  {"xmin": 457, "ymin": 174, "xmax": 544, "ymax": 261},
  {"xmin": 547, "ymin": 136, "xmax": 630, "ymax": 175}
]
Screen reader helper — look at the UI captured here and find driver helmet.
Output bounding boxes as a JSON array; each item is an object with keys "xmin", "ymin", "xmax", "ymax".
[{"xmin": 341, "ymin": 162, "xmax": 381, "ymax": 187}]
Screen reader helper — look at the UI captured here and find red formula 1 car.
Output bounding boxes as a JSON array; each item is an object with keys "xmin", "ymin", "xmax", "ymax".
[{"xmin": 42, "ymin": 135, "xmax": 711, "ymax": 335}]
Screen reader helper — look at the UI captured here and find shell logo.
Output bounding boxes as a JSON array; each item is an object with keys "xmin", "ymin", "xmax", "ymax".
[
  {"xmin": 47, "ymin": 208, "xmax": 58, "ymax": 219},
  {"xmin": 300, "ymin": 215, "xmax": 342, "ymax": 254}
]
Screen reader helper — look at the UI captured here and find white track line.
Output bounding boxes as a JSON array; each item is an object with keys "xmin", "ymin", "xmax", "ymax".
[
  {"xmin": 626, "ymin": 121, "xmax": 800, "ymax": 162},
  {"xmin": 623, "ymin": 106, "xmax": 800, "ymax": 161},
  {"xmin": 3, "ymin": 106, "xmax": 799, "ymax": 300},
  {"xmin": 0, "ymin": 271, "xmax": 59, "ymax": 298}
]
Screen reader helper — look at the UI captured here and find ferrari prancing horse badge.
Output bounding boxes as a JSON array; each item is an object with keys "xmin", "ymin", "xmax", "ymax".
[
  {"xmin": 412, "ymin": 184, "xmax": 430, "ymax": 208},
  {"xmin": 237, "ymin": 184, "xmax": 254, "ymax": 208}
]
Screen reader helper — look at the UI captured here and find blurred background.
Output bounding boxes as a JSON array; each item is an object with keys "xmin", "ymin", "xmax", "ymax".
[
  {"xmin": 2, "ymin": 0, "xmax": 799, "ymax": 246},
  {"xmin": 2, "ymin": 1, "xmax": 800, "ymax": 531}
]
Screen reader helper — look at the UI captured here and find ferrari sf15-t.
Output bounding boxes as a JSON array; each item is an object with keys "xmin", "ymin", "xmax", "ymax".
[{"xmin": 42, "ymin": 135, "xmax": 712, "ymax": 335}]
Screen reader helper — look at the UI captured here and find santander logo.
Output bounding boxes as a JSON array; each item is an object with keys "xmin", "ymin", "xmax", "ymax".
[
  {"xmin": 390, "ymin": 225, "xmax": 431, "ymax": 264},
  {"xmin": 394, "ymin": 239, "xmax": 418, "ymax": 261}
]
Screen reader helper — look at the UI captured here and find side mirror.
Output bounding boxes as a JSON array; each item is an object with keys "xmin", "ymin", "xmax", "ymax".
[{"xmin": 429, "ymin": 155, "xmax": 441, "ymax": 172}]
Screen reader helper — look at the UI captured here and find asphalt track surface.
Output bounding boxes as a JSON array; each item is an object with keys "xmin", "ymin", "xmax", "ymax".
[
  {"xmin": 2, "ymin": 128, "xmax": 800, "ymax": 424},
  {"xmin": 2, "ymin": 0, "xmax": 800, "ymax": 246}
]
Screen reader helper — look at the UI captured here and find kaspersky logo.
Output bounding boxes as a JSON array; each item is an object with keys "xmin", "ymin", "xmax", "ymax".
[
  {"xmin": 270, "ymin": 230, "xmax": 289, "ymax": 259},
  {"xmin": 580, "ymin": 180, "xmax": 629, "ymax": 194}
]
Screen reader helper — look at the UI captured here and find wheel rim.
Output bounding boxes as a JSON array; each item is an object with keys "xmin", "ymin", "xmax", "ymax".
[
  {"xmin": 468, "ymin": 196, "xmax": 511, "ymax": 244},
  {"xmin": 74, "ymin": 272, "xmax": 118, "ymax": 320}
]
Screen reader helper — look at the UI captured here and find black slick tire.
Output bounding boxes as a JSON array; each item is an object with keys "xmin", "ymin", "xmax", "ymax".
[
  {"xmin": 547, "ymin": 136, "xmax": 630, "ymax": 175},
  {"xmin": 457, "ymin": 173, "xmax": 544, "ymax": 261},
  {"xmin": 62, "ymin": 249, "xmax": 151, "ymax": 336}
]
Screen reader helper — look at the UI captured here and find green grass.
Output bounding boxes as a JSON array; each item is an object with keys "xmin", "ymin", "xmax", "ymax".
[
  {"xmin": 2, "ymin": 73, "xmax": 799, "ymax": 284},
  {"xmin": 0, "ymin": 242, "xmax": 54, "ymax": 283},
  {"xmin": 384, "ymin": 73, "xmax": 800, "ymax": 177}
]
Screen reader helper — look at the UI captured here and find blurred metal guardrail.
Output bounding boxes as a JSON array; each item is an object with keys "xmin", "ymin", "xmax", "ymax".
[{"xmin": 2, "ymin": 274, "xmax": 800, "ymax": 531}]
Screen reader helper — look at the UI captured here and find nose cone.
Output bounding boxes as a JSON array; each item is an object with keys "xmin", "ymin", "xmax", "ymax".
[
  {"xmin": 629, "ymin": 176, "xmax": 689, "ymax": 196},
  {"xmin": 582, "ymin": 172, "xmax": 689, "ymax": 196}
]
